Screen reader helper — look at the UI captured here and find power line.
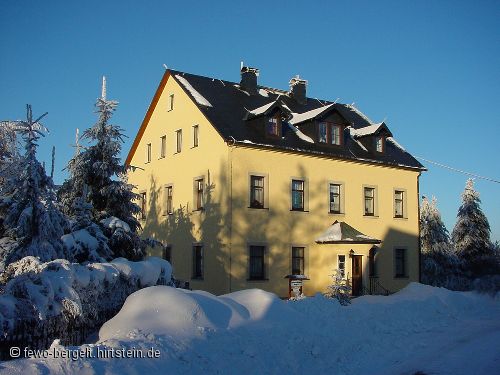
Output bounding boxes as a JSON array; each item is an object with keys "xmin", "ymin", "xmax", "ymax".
[{"xmin": 415, "ymin": 156, "xmax": 500, "ymax": 184}]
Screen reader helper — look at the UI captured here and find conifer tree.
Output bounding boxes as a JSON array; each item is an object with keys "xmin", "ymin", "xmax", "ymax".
[
  {"xmin": 0, "ymin": 105, "xmax": 68, "ymax": 269},
  {"xmin": 452, "ymin": 179, "xmax": 493, "ymax": 274},
  {"xmin": 324, "ymin": 269, "xmax": 351, "ymax": 305}
]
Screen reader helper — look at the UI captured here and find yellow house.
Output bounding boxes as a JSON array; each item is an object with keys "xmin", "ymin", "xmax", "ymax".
[{"xmin": 125, "ymin": 66, "xmax": 426, "ymax": 298}]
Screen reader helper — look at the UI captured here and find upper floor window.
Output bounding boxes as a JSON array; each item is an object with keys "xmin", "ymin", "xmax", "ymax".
[
  {"xmin": 394, "ymin": 248, "xmax": 407, "ymax": 278},
  {"xmin": 140, "ymin": 192, "xmax": 146, "ymax": 220},
  {"xmin": 169, "ymin": 94, "xmax": 174, "ymax": 111},
  {"xmin": 364, "ymin": 187, "xmax": 375, "ymax": 216},
  {"xmin": 160, "ymin": 135, "xmax": 166, "ymax": 158},
  {"xmin": 249, "ymin": 245, "xmax": 265, "ymax": 280},
  {"xmin": 394, "ymin": 190, "xmax": 404, "ymax": 218},
  {"xmin": 292, "ymin": 247, "xmax": 305, "ymax": 275},
  {"xmin": 267, "ymin": 115, "xmax": 280, "ymax": 137},
  {"xmin": 250, "ymin": 175, "xmax": 265, "ymax": 208},
  {"xmin": 375, "ymin": 136, "xmax": 384, "ymax": 152},
  {"xmin": 318, "ymin": 122, "xmax": 343, "ymax": 145},
  {"xmin": 176, "ymin": 129, "xmax": 182, "ymax": 153},
  {"xmin": 165, "ymin": 185, "xmax": 173, "ymax": 215},
  {"xmin": 193, "ymin": 125, "xmax": 199, "ymax": 147},
  {"xmin": 195, "ymin": 178, "xmax": 204, "ymax": 210},
  {"xmin": 192, "ymin": 244, "xmax": 203, "ymax": 279},
  {"xmin": 329, "ymin": 183, "xmax": 341, "ymax": 214},
  {"xmin": 146, "ymin": 143, "xmax": 152, "ymax": 163},
  {"xmin": 291, "ymin": 179, "xmax": 304, "ymax": 211}
]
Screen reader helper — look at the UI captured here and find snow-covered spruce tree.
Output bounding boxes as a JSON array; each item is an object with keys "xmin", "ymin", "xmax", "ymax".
[
  {"xmin": 420, "ymin": 196, "xmax": 463, "ymax": 288},
  {"xmin": 58, "ymin": 78, "xmax": 144, "ymax": 260},
  {"xmin": 0, "ymin": 105, "xmax": 68, "ymax": 269},
  {"xmin": 324, "ymin": 269, "xmax": 351, "ymax": 305},
  {"xmin": 451, "ymin": 179, "xmax": 495, "ymax": 276}
]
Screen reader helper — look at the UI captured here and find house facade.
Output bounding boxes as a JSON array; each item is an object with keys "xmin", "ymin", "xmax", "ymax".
[{"xmin": 126, "ymin": 66, "xmax": 425, "ymax": 298}]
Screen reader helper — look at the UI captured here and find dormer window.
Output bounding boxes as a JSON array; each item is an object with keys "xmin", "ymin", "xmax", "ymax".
[
  {"xmin": 375, "ymin": 136, "xmax": 384, "ymax": 152},
  {"xmin": 318, "ymin": 122, "xmax": 343, "ymax": 145},
  {"xmin": 267, "ymin": 114, "xmax": 280, "ymax": 137}
]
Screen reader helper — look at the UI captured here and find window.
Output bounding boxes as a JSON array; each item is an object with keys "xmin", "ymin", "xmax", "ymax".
[
  {"xmin": 176, "ymin": 130, "xmax": 182, "ymax": 153},
  {"xmin": 292, "ymin": 247, "xmax": 305, "ymax": 275},
  {"xmin": 169, "ymin": 94, "xmax": 174, "ymax": 111},
  {"xmin": 394, "ymin": 190, "xmax": 404, "ymax": 218},
  {"xmin": 160, "ymin": 135, "xmax": 166, "ymax": 158},
  {"xmin": 193, "ymin": 244, "xmax": 203, "ymax": 279},
  {"xmin": 364, "ymin": 187, "xmax": 375, "ymax": 216},
  {"xmin": 193, "ymin": 125, "xmax": 199, "ymax": 147},
  {"xmin": 319, "ymin": 122, "xmax": 327, "ymax": 143},
  {"xmin": 249, "ymin": 246, "xmax": 265, "ymax": 280},
  {"xmin": 140, "ymin": 192, "xmax": 146, "ymax": 220},
  {"xmin": 329, "ymin": 184, "xmax": 341, "ymax": 213},
  {"xmin": 318, "ymin": 122, "xmax": 343, "ymax": 145},
  {"xmin": 194, "ymin": 178, "xmax": 204, "ymax": 210},
  {"xmin": 338, "ymin": 255, "xmax": 346, "ymax": 277},
  {"xmin": 267, "ymin": 115, "xmax": 280, "ymax": 136},
  {"xmin": 375, "ymin": 136, "xmax": 384, "ymax": 152},
  {"xmin": 291, "ymin": 179, "xmax": 304, "ymax": 211},
  {"xmin": 146, "ymin": 143, "xmax": 152, "ymax": 163},
  {"xmin": 394, "ymin": 248, "xmax": 407, "ymax": 278},
  {"xmin": 165, "ymin": 185, "xmax": 173, "ymax": 215},
  {"xmin": 331, "ymin": 124, "xmax": 341, "ymax": 145},
  {"xmin": 163, "ymin": 246, "xmax": 172, "ymax": 263},
  {"xmin": 250, "ymin": 175, "xmax": 264, "ymax": 208}
]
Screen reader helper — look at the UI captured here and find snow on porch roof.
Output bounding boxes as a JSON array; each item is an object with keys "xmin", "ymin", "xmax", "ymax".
[{"xmin": 315, "ymin": 221, "xmax": 381, "ymax": 244}]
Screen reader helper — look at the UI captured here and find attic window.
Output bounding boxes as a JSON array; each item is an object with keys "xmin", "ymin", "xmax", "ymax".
[
  {"xmin": 318, "ymin": 122, "xmax": 343, "ymax": 145},
  {"xmin": 267, "ymin": 114, "xmax": 281, "ymax": 137},
  {"xmin": 169, "ymin": 94, "xmax": 174, "ymax": 111},
  {"xmin": 375, "ymin": 136, "xmax": 384, "ymax": 152}
]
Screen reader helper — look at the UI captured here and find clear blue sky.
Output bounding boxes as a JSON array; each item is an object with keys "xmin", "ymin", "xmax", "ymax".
[{"xmin": 1, "ymin": 0, "xmax": 499, "ymax": 241}]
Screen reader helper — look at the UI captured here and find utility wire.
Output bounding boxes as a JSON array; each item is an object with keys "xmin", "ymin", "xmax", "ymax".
[{"xmin": 415, "ymin": 156, "xmax": 500, "ymax": 184}]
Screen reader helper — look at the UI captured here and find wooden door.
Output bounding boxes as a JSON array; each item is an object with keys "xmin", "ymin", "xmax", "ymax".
[{"xmin": 352, "ymin": 255, "xmax": 363, "ymax": 296}]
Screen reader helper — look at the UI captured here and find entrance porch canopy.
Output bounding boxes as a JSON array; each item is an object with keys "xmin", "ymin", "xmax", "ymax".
[{"xmin": 315, "ymin": 220, "xmax": 381, "ymax": 244}]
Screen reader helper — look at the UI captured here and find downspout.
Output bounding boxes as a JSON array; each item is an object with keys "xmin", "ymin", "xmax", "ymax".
[
  {"xmin": 417, "ymin": 172, "xmax": 422, "ymax": 283},
  {"xmin": 228, "ymin": 136, "xmax": 236, "ymax": 292}
]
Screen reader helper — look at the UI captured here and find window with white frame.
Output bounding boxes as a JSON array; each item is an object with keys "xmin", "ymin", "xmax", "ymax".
[
  {"xmin": 250, "ymin": 175, "xmax": 265, "ymax": 208},
  {"xmin": 291, "ymin": 179, "xmax": 304, "ymax": 211},
  {"xmin": 394, "ymin": 190, "xmax": 404, "ymax": 218},
  {"xmin": 329, "ymin": 183, "xmax": 341, "ymax": 213},
  {"xmin": 375, "ymin": 136, "xmax": 384, "ymax": 152},
  {"xmin": 193, "ymin": 125, "xmax": 199, "ymax": 147},
  {"xmin": 291, "ymin": 247, "xmax": 305, "ymax": 275},
  {"xmin": 169, "ymin": 94, "xmax": 174, "ymax": 111},
  {"xmin": 194, "ymin": 178, "xmax": 204, "ymax": 210},
  {"xmin": 176, "ymin": 129, "xmax": 182, "ymax": 153},
  {"xmin": 160, "ymin": 135, "xmax": 166, "ymax": 158},
  {"xmin": 364, "ymin": 187, "xmax": 375, "ymax": 216},
  {"xmin": 338, "ymin": 255, "xmax": 346, "ymax": 277}
]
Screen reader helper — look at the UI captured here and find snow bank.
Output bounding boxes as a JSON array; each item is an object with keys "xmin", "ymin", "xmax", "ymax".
[{"xmin": 3, "ymin": 283, "xmax": 499, "ymax": 375}]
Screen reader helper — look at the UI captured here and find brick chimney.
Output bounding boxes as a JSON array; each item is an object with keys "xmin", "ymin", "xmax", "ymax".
[
  {"xmin": 289, "ymin": 75, "xmax": 307, "ymax": 105},
  {"xmin": 240, "ymin": 66, "xmax": 259, "ymax": 95}
]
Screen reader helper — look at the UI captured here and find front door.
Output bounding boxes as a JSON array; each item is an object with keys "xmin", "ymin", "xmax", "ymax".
[{"xmin": 351, "ymin": 255, "xmax": 363, "ymax": 296}]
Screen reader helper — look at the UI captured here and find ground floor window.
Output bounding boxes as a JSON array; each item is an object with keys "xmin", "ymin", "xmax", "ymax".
[
  {"xmin": 291, "ymin": 247, "xmax": 305, "ymax": 275},
  {"xmin": 338, "ymin": 254, "xmax": 346, "ymax": 277},
  {"xmin": 249, "ymin": 246, "xmax": 265, "ymax": 280},
  {"xmin": 394, "ymin": 248, "xmax": 407, "ymax": 278},
  {"xmin": 163, "ymin": 246, "xmax": 172, "ymax": 263},
  {"xmin": 193, "ymin": 244, "xmax": 203, "ymax": 279}
]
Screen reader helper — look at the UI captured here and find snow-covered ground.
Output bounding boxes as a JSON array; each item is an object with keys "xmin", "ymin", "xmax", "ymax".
[{"xmin": 1, "ymin": 283, "xmax": 499, "ymax": 375}]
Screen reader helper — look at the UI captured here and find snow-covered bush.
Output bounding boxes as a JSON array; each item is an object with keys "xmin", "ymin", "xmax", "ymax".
[
  {"xmin": 0, "ymin": 256, "xmax": 173, "ymax": 352},
  {"xmin": 324, "ymin": 269, "xmax": 351, "ymax": 305}
]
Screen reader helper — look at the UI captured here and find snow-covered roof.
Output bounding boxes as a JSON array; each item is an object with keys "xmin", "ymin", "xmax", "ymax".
[
  {"xmin": 289, "ymin": 103, "xmax": 335, "ymax": 125},
  {"xmin": 351, "ymin": 122, "xmax": 392, "ymax": 138},
  {"xmin": 315, "ymin": 221, "xmax": 381, "ymax": 244},
  {"xmin": 175, "ymin": 74, "xmax": 213, "ymax": 107},
  {"xmin": 287, "ymin": 123, "xmax": 314, "ymax": 143}
]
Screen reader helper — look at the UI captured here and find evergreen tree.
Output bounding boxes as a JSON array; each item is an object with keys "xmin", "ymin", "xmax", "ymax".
[
  {"xmin": 452, "ymin": 179, "xmax": 494, "ymax": 275},
  {"xmin": 324, "ymin": 269, "xmax": 351, "ymax": 305},
  {"xmin": 0, "ymin": 105, "xmax": 68, "ymax": 269},
  {"xmin": 59, "ymin": 77, "xmax": 140, "ymax": 230},
  {"xmin": 420, "ymin": 196, "xmax": 462, "ymax": 288}
]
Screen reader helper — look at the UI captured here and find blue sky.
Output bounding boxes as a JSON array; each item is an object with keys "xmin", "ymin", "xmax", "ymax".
[{"xmin": 1, "ymin": 0, "xmax": 499, "ymax": 241}]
